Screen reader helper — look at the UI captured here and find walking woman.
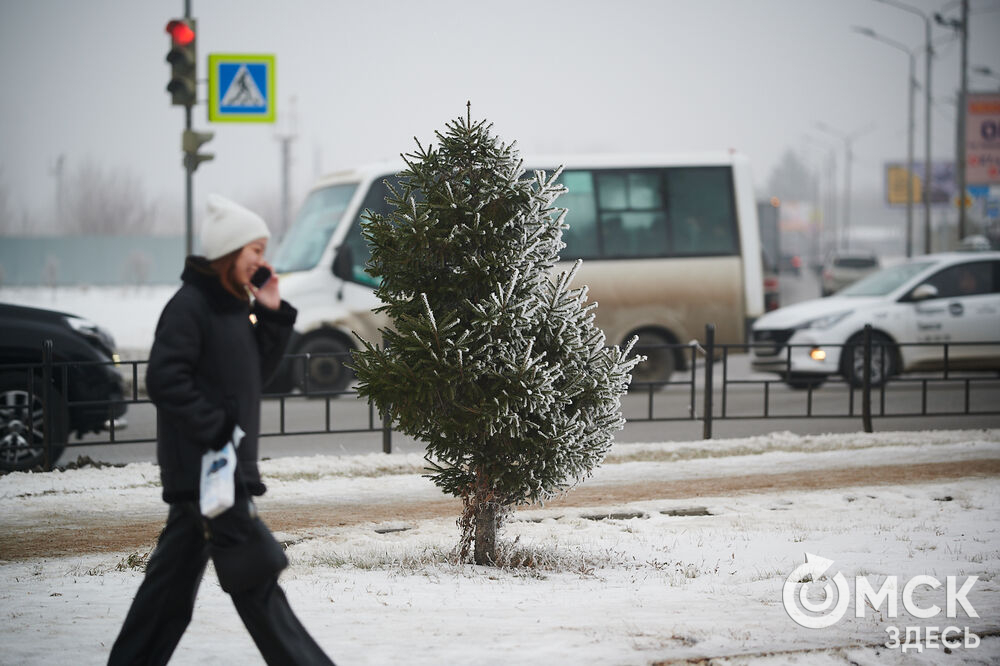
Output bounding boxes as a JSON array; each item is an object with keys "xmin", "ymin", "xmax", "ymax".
[{"xmin": 109, "ymin": 195, "xmax": 334, "ymax": 665}]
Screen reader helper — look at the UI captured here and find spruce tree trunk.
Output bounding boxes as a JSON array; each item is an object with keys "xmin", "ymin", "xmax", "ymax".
[{"xmin": 473, "ymin": 502, "xmax": 498, "ymax": 565}]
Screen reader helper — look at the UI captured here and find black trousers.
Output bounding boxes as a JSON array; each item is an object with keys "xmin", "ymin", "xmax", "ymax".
[{"xmin": 108, "ymin": 500, "xmax": 334, "ymax": 666}]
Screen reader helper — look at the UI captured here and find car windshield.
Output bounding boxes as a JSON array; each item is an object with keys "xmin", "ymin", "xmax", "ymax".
[
  {"xmin": 272, "ymin": 184, "xmax": 358, "ymax": 273},
  {"xmin": 838, "ymin": 261, "xmax": 935, "ymax": 296}
]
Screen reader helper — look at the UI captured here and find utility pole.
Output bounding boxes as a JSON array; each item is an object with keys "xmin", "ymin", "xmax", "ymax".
[
  {"xmin": 905, "ymin": 50, "xmax": 916, "ymax": 257},
  {"xmin": 279, "ymin": 136, "xmax": 291, "ymax": 238},
  {"xmin": 936, "ymin": 1, "xmax": 971, "ymax": 241},
  {"xmin": 275, "ymin": 96, "xmax": 298, "ymax": 239},
  {"xmin": 957, "ymin": 0, "xmax": 969, "ymax": 239},
  {"xmin": 922, "ymin": 10, "xmax": 933, "ymax": 253}
]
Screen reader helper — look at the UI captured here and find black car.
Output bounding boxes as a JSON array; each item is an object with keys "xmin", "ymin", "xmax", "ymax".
[{"xmin": 0, "ymin": 303, "xmax": 127, "ymax": 471}]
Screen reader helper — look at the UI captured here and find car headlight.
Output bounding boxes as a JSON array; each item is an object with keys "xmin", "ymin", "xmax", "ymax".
[
  {"xmin": 66, "ymin": 316, "xmax": 118, "ymax": 356},
  {"xmin": 795, "ymin": 310, "xmax": 853, "ymax": 331}
]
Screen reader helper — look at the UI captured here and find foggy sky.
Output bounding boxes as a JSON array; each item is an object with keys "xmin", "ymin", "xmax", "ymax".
[{"xmin": 1, "ymin": 0, "xmax": 998, "ymax": 232}]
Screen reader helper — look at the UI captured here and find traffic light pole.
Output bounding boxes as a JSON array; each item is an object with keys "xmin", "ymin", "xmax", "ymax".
[
  {"xmin": 185, "ymin": 104, "xmax": 194, "ymax": 256},
  {"xmin": 184, "ymin": 0, "xmax": 193, "ymax": 258},
  {"xmin": 168, "ymin": 1, "xmax": 211, "ymax": 256}
]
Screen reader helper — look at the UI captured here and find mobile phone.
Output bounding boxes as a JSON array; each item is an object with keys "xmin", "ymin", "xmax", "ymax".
[{"xmin": 250, "ymin": 266, "xmax": 272, "ymax": 288}]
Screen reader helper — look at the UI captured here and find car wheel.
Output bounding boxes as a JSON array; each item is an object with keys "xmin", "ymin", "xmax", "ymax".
[
  {"xmin": 292, "ymin": 334, "xmax": 354, "ymax": 395},
  {"xmin": 629, "ymin": 331, "xmax": 676, "ymax": 388},
  {"xmin": 843, "ymin": 331, "xmax": 896, "ymax": 388},
  {"xmin": 0, "ymin": 372, "xmax": 69, "ymax": 471},
  {"xmin": 785, "ymin": 374, "xmax": 826, "ymax": 390}
]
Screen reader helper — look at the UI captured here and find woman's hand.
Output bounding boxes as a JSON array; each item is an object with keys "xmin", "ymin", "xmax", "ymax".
[{"xmin": 250, "ymin": 261, "xmax": 281, "ymax": 310}]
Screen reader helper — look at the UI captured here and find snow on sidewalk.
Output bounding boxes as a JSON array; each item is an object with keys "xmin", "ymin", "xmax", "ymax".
[{"xmin": 1, "ymin": 430, "xmax": 998, "ymax": 665}]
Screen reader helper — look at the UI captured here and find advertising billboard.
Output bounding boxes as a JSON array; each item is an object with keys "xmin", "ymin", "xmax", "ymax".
[
  {"xmin": 965, "ymin": 92, "xmax": 1000, "ymax": 185},
  {"xmin": 884, "ymin": 161, "xmax": 955, "ymax": 207}
]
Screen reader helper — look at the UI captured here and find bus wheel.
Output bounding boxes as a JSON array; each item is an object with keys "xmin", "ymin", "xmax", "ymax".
[
  {"xmin": 293, "ymin": 334, "xmax": 354, "ymax": 396},
  {"xmin": 629, "ymin": 332, "xmax": 675, "ymax": 388}
]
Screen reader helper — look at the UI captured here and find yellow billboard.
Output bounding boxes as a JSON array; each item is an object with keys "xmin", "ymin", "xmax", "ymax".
[{"xmin": 886, "ymin": 166, "xmax": 923, "ymax": 205}]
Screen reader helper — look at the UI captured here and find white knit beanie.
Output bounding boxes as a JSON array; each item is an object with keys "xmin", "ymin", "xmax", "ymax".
[{"xmin": 199, "ymin": 194, "xmax": 271, "ymax": 260}]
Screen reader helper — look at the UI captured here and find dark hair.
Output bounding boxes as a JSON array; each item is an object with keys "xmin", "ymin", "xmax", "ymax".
[{"xmin": 210, "ymin": 248, "xmax": 250, "ymax": 302}]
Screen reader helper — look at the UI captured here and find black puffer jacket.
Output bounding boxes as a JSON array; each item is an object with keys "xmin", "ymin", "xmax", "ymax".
[{"xmin": 147, "ymin": 256, "xmax": 296, "ymax": 503}]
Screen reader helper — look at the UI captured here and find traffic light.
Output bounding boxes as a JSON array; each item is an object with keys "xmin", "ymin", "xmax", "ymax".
[
  {"xmin": 165, "ymin": 18, "xmax": 197, "ymax": 106},
  {"xmin": 182, "ymin": 129, "xmax": 214, "ymax": 172}
]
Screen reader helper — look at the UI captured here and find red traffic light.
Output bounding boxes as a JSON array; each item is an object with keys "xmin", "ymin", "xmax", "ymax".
[
  {"xmin": 165, "ymin": 18, "xmax": 197, "ymax": 106},
  {"xmin": 166, "ymin": 19, "xmax": 195, "ymax": 46}
]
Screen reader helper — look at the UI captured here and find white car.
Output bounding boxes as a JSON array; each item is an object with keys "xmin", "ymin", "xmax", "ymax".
[
  {"xmin": 751, "ymin": 251, "xmax": 1000, "ymax": 389},
  {"xmin": 821, "ymin": 251, "xmax": 880, "ymax": 296}
]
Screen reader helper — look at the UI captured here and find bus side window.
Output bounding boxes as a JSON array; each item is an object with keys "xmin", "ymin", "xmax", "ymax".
[
  {"xmin": 666, "ymin": 167, "xmax": 738, "ymax": 256},
  {"xmin": 557, "ymin": 170, "xmax": 600, "ymax": 259},
  {"xmin": 596, "ymin": 170, "xmax": 669, "ymax": 258}
]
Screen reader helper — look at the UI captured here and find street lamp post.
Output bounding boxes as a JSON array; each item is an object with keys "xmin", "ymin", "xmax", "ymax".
[
  {"xmin": 815, "ymin": 122, "xmax": 874, "ymax": 252},
  {"xmin": 873, "ymin": 0, "xmax": 933, "ymax": 253},
  {"xmin": 852, "ymin": 26, "xmax": 918, "ymax": 257},
  {"xmin": 802, "ymin": 135, "xmax": 839, "ymax": 259}
]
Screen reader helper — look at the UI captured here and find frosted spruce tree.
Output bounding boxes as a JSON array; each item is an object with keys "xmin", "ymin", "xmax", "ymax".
[{"xmin": 351, "ymin": 107, "xmax": 640, "ymax": 565}]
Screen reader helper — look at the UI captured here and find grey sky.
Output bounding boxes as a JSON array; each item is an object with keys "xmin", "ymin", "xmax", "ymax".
[{"xmin": 1, "ymin": 0, "xmax": 998, "ymax": 232}]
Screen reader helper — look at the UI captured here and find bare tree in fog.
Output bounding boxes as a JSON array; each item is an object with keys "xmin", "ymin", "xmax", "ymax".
[
  {"xmin": 61, "ymin": 159, "xmax": 157, "ymax": 235},
  {"xmin": 766, "ymin": 150, "xmax": 819, "ymax": 203}
]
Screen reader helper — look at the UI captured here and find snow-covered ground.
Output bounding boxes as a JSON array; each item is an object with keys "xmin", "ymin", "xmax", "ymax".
[{"xmin": 2, "ymin": 430, "xmax": 998, "ymax": 665}]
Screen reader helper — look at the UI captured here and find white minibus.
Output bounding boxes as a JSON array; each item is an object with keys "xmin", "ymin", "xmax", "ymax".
[{"xmin": 270, "ymin": 153, "xmax": 764, "ymax": 393}]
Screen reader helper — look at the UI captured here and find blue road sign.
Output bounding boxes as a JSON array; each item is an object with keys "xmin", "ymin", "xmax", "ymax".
[{"xmin": 208, "ymin": 54, "xmax": 275, "ymax": 123}]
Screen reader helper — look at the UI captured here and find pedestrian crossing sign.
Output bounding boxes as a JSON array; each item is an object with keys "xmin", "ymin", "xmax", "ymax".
[{"xmin": 208, "ymin": 54, "xmax": 276, "ymax": 123}]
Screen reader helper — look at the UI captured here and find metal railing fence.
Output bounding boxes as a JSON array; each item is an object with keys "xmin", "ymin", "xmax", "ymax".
[{"xmin": 2, "ymin": 325, "xmax": 998, "ymax": 470}]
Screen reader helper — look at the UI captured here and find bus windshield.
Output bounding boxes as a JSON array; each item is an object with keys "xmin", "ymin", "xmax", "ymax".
[{"xmin": 273, "ymin": 184, "xmax": 357, "ymax": 273}]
